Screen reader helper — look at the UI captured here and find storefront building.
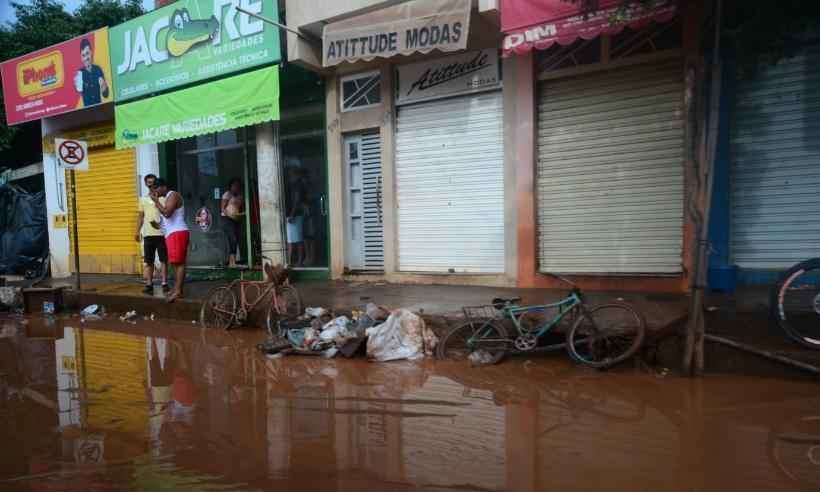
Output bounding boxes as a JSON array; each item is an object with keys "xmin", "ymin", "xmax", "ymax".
[
  {"xmin": 112, "ymin": 0, "xmax": 284, "ymax": 272},
  {"xmin": 501, "ymin": 0, "xmax": 704, "ymax": 292},
  {"xmin": 0, "ymin": 28, "xmax": 158, "ymax": 277},
  {"xmin": 285, "ymin": 0, "xmax": 515, "ymax": 286},
  {"xmin": 705, "ymin": 44, "xmax": 820, "ymax": 289}
]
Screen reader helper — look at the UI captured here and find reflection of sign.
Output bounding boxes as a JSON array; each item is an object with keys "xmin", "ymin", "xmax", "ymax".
[
  {"xmin": 0, "ymin": 28, "xmax": 113, "ymax": 125},
  {"xmin": 110, "ymin": 0, "xmax": 281, "ymax": 102},
  {"xmin": 74, "ymin": 435, "xmax": 105, "ymax": 464},
  {"xmin": 195, "ymin": 206, "xmax": 212, "ymax": 232},
  {"xmin": 56, "ymin": 139, "xmax": 89, "ymax": 171},
  {"xmin": 62, "ymin": 355, "xmax": 77, "ymax": 373},
  {"xmin": 396, "ymin": 49, "xmax": 501, "ymax": 105}
]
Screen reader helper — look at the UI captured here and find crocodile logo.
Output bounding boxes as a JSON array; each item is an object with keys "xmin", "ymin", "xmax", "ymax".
[{"xmin": 166, "ymin": 8, "xmax": 219, "ymax": 58}]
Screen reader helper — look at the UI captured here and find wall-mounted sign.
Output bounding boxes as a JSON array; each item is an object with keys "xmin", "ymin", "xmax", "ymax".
[
  {"xmin": 0, "ymin": 28, "xmax": 113, "ymax": 125},
  {"xmin": 396, "ymin": 49, "xmax": 501, "ymax": 106},
  {"xmin": 322, "ymin": 0, "xmax": 471, "ymax": 67},
  {"xmin": 110, "ymin": 0, "xmax": 281, "ymax": 102},
  {"xmin": 115, "ymin": 65, "xmax": 279, "ymax": 148},
  {"xmin": 56, "ymin": 138, "xmax": 90, "ymax": 171}
]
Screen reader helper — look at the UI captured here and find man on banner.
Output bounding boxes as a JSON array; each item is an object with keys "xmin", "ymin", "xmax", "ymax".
[{"xmin": 75, "ymin": 37, "xmax": 109, "ymax": 107}]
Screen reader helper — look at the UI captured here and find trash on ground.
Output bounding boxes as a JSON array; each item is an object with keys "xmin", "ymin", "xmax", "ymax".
[
  {"xmin": 119, "ymin": 310, "xmax": 137, "ymax": 322},
  {"xmin": 304, "ymin": 306, "xmax": 327, "ymax": 318},
  {"xmin": 365, "ymin": 302, "xmax": 390, "ymax": 321},
  {"xmin": 366, "ymin": 309, "xmax": 438, "ymax": 362},
  {"xmin": 81, "ymin": 304, "xmax": 101, "ymax": 316},
  {"xmin": 468, "ymin": 349, "xmax": 496, "ymax": 367},
  {"xmin": 322, "ymin": 347, "xmax": 338, "ymax": 359}
]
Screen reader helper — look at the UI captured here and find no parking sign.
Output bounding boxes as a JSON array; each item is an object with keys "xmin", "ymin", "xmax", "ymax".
[{"xmin": 56, "ymin": 138, "xmax": 89, "ymax": 171}]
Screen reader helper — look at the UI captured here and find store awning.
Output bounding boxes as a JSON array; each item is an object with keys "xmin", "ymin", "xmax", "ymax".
[
  {"xmin": 501, "ymin": 0, "xmax": 677, "ymax": 56},
  {"xmin": 322, "ymin": 0, "xmax": 471, "ymax": 67},
  {"xmin": 114, "ymin": 65, "xmax": 279, "ymax": 149}
]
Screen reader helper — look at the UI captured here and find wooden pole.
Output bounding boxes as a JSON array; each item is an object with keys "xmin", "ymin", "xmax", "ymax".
[{"xmin": 684, "ymin": 0, "xmax": 722, "ymax": 375}]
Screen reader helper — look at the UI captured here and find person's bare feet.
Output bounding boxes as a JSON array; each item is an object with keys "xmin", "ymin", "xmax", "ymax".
[{"xmin": 166, "ymin": 291, "xmax": 183, "ymax": 303}]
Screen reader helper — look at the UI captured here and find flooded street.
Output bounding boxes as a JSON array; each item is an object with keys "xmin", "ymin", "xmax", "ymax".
[{"xmin": 1, "ymin": 316, "xmax": 819, "ymax": 491}]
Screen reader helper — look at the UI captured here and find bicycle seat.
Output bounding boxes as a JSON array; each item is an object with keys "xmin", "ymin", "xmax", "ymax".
[{"xmin": 491, "ymin": 297, "xmax": 522, "ymax": 308}]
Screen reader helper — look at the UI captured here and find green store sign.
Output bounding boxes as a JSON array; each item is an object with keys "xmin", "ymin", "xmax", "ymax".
[{"xmin": 110, "ymin": 0, "xmax": 280, "ymax": 102}]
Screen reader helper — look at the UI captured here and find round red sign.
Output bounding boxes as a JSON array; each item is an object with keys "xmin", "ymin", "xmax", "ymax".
[{"xmin": 58, "ymin": 140, "xmax": 85, "ymax": 166}]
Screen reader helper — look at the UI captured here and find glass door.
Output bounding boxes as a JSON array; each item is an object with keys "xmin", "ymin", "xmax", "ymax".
[{"xmin": 281, "ymin": 133, "xmax": 328, "ymax": 269}]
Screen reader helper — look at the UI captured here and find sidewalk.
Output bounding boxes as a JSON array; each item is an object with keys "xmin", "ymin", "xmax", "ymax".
[
  {"xmin": 19, "ymin": 274, "xmax": 820, "ymax": 376},
  {"xmin": 36, "ymin": 273, "xmax": 689, "ymax": 332}
]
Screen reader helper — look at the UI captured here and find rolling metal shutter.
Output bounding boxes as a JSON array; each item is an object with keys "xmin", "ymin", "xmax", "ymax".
[
  {"xmin": 395, "ymin": 92, "xmax": 505, "ymax": 273},
  {"xmin": 67, "ymin": 146, "xmax": 140, "ymax": 273},
  {"xmin": 536, "ymin": 59, "xmax": 684, "ymax": 274},
  {"xmin": 731, "ymin": 50, "xmax": 820, "ymax": 269},
  {"xmin": 361, "ymin": 133, "xmax": 385, "ymax": 270}
]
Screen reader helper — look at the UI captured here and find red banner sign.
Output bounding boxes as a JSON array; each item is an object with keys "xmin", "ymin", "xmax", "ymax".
[
  {"xmin": 1, "ymin": 28, "xmax": 113, "ymax": 126},
  {"xmin": 501, "ymin": 0, "xmax": 676, "ymax": 56}
]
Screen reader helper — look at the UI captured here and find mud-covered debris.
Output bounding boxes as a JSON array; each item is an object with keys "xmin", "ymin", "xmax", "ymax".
[{"xmin": 468, "ymin": 350, "xmax": 496, "ymax": 367}]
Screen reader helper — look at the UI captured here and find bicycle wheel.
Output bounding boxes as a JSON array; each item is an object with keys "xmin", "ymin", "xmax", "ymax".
[
  {"xmin": 436, "ymin": 320, "xmax": 509, "ymax": 364},
  {"xmin": 566, "ymin": 304, "xmax": 645, "ymax": 369},
  {"xmin": 200, "ymin": 286, "xmax": 237, "ymax": 330},
  {"xmin": 265, "ymin": 285, "xmax": 303, "ymax": 336},
  {"xmin": 768, "ymin": 415, "xmax": 820, "ymax": 487},
  {"xmin": 771, "ymin": 259, "xmax": 820, "ymax": 349}
]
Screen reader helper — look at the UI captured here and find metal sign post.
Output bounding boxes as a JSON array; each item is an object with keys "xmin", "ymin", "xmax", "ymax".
[
  {"xmin": 56, "ymin": 138, "xmax": 89, "ymax": 291},
  {"xmin": 70, "ymin": 170, "xmax": 81, "ymax": 291}
]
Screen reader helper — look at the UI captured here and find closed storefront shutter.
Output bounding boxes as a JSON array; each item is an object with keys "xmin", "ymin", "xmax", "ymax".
[
  {"xmin": 536, "ymin": 59, "xmax": 684, "ymax": 274},
  {"xmin": 67, "ymin": 146, "xmax": 140, "ymax": 273},
  {"xmin": 395, "ymin": 91, "xmax": 505, "ymax": 273},
  {"xmin": 731, "ymin": 50, "xmax": 820, "ymax": 269}
]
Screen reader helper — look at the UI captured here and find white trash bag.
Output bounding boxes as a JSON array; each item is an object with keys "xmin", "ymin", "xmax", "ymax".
[{"xmin": 366, "ymin": 309, "xmax": 438, "ymax": 362}]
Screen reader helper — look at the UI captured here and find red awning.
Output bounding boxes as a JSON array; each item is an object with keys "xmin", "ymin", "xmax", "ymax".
[{"xmin": 501, "ymin": 0, "xmax": 677, "ymax": 56}]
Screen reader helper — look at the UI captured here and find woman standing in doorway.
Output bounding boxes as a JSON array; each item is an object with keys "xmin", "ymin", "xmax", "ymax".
[{"xmin": 221, "ymin": 178, "xmax": 245, "ymax": 267}]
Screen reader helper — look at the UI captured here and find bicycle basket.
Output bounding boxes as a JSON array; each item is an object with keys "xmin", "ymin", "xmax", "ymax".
[{"xmin": 462, "ymin": 305, "xmax": 501, "ymax": 323}]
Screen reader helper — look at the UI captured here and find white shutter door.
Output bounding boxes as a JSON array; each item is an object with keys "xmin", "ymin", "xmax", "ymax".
[
  {"xmin": 731, "ymin": 50, "xmax": 820, "ymax": 269},
  {"xmin": 536, "ymin": 59, "xmax": 684, "ymax": 274},
  {"xmin": 361, "ymin": 132, "xmax": 384, "ymax": 270},
  {"xmin": 395, "ymin": 92, "xmax": 505, "ymax": 273}
]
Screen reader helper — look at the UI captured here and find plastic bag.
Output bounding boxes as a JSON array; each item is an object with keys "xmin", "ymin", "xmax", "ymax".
[
  {"xmin": 0, "ymin": 185, "xmax": 47, "ymax": 275},
  {"xmin": 365, "ymin": 309, "xmax": 438, "ymax": 362}
]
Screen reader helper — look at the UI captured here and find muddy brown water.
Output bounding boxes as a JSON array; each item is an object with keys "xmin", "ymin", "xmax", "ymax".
[{"xmin": 1, "ymin": 315, "xmax": 819, "ymax": 491}]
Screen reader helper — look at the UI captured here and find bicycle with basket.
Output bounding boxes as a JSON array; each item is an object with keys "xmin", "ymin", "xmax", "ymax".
[{"xmin": 437, "ymin": 274, "xmax": 646, "ymax": 369}]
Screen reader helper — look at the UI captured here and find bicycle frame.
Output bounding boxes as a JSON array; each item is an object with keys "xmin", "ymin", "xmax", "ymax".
[
  {"xmin": 504, "ymin": 291, "xmax": 583, "ymax": 338},
  {"xmin": 467, "ymin": 291, "xmax": 584, "ymax": 348}
]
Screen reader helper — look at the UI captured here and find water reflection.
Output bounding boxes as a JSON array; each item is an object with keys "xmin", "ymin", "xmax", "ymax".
[{"xmin": 0, "ymin": 316, "xmax": 819, "ymax": 491}]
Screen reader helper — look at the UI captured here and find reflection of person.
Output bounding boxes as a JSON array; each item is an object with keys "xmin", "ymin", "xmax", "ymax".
[
  {"xmin": 286, "ymin": 168, "xmax": 306, "ymax": 266},
  {"xmin": 75, "ymin": 38, "xmax": 109, "ymax": 107},
  {"xmin": 220, "ymin": 178, "xmax": 245, "ymax": 267},
  {"xmin": 136, "ymin": 174, "xmax": 169, "ymax": 295},
  {"xmin": 151, "ymin": 179, "xmax": 189, "ymax": 303}
]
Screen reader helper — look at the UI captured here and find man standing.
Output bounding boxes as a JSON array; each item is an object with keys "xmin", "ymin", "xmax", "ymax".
[
  {"xmin": 136, "ymin": 174, "xmax": 169, "ymax": 295},
  {"xmin": 151, "ymin": 179, "xmax": 189, "ymax": 303},
  {"xmin": 75, "ymin": 37, "xmax": 109, "ymax": 107}
]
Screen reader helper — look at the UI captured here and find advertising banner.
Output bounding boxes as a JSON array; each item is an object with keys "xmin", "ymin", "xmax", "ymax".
[
  {"xmin": 1, "ymin": 28, "xmax": 113, "ymax": 125},
  {"xmin": 110, "ymin": 0, "xmax": 281, "ymax": 102},
  {"xmin": 396, "ymin": 49, "xmax": 501, "ymax": 106},
  {"xmin": 115, "ymin": 65, "xmax": 279, "ymax": 148}
]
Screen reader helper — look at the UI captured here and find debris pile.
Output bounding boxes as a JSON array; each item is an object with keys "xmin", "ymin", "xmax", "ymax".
[{"xmin": 259, "ymin": 303, "xmax": 438, "ymax": 362}]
